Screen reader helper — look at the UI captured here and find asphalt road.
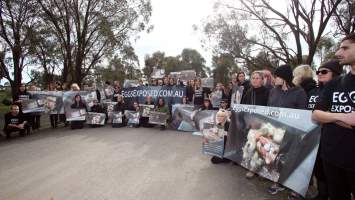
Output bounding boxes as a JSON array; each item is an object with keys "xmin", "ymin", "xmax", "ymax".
[{"xmin": 0, "ymin": 126, "xmax": 288, "ymax": 200}]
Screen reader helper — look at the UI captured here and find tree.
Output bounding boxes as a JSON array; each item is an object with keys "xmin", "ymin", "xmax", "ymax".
[
  {"xmin": 143, "ymin": 51, "xmax": 166, "ymax": 77},
  {"xmin": 180, "ymin": 48, "xmax": 207, "ymax": 77},
  {"xmin": 143, "ymin": 49, "xmax": 208, "ymax": 78},
  {"xmin": 201, "ymin": 0, "xmax": 343, "ymax": 68},
  {"xmin": 37, "ymin": 0, "xmax": 152, "ymax": 85},
  {"xmin": 0, "ymin": 0, "xmax": 38, "ymax": 98},
  {"xmin": 334, "ymin": 0, "xmax": 355, "ymax": 35},
  {"xmin": 211, "ymin": 53, "xmax": 238, "ymax": 85},
  {"xmin": 28, "ymin": 27, "xmax": 61, "ymax": 87}
]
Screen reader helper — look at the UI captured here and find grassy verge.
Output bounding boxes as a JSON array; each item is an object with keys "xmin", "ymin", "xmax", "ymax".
[{"xmin": 0, "ymin": 90, "xmax": 12, "ymax": 115}]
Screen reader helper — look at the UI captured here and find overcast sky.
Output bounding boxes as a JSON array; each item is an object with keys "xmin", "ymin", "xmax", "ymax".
[{"xmin": 132, "ymin": 0, "xmax": 217, "ymax": 68}]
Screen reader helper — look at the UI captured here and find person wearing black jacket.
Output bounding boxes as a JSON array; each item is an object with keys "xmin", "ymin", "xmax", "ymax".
[
  {"xmin": 112, "ymin": 85, "xmax": 122, "ymax": 102},
  {"xmin": 199, "ymin": 98, "xmax": 213, "ymax": 111},
  {"xmin": 241, "ymin": 71, "xmax": 270, "ymax": 178},
  {"xmin": 112, "ymin": 95, "xmax": 126, "ymax": 127},
  {"xmin": 237, "ymin": 71, "xmax": 251, "ymax": 95},
  {"xmin": 266, "ymin": 64, "xmax": 307, "ymax": 196},
  {"xmin": 241, "ymin": 71, "xmax": 269, "ymax": 107},
  {"xmin": 140, "ymin": 96, "xmax": 155, "ymax": 128},
  {"xmin": 306, "ymin": 60, "xmax": 342, "ymax": 200},
  {"xmin": 3, "ymin": 105, "xmax": 31, "ymax": 139},
  {"xmin": 313, "ymin": 34, "xmax": 355, "ymax": 200},
  {"xmin": 70, "ymin": 94, "xmax": 87, "ymax": 129},
  {"xmin": 292, "ymin": 64, "xmax": 317, "ymax": 98}
]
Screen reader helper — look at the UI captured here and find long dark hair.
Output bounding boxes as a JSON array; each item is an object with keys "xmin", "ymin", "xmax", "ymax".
[{"xmin": 157, "ymin": 97, "xmax": 165, "ymax": 107}]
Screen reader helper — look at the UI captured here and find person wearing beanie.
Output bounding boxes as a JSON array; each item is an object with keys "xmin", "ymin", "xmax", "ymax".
[
  {"xmin": 267, "ymin": 64, "xmax": 307, "ymax": 109},
  {"xmin": 267, "ymin": 64, "xmax": 308, "ymax": 196}
]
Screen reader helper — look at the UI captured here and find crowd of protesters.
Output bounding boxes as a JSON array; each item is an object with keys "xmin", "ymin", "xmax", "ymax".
[{"xmin": 2, "ymin": 33, "xmax": 355, "ymax": 200}]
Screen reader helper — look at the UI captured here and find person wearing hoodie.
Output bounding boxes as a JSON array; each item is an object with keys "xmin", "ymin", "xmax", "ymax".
[
  {"xmin": 241, "ymin": 71, "xmax": 270, "ymax": 179},
  {"xmin": 292, "ymin": 64, "xmax": 317, "ymax": 97},
  {"xmin": 241, "ymin": 71, "xmax": 270, "ymax": 107},
  {"xmin": 267, "ymin": 64, "xmax": 307, "ymax": 196}
]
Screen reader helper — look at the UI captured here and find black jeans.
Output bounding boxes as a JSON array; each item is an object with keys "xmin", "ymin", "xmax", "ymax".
[
  {"xmin": 4, "ymin": 125, "xmax": 31, "ymax": 139},
  {"xmin": 49, "ymin": 114, "xmax": 58, "ymax": 128},
  {"xmin": 323, "ymin": 159, "xmax": 355, "ymax": 200}
]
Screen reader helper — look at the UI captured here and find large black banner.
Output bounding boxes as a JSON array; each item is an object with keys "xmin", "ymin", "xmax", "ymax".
[
  {"xmin": 121, "ymin": 86, "xmax": 186, "ymax": 106},
  {"xmin": 224, "ymin": 104, "xmax": 320, "ymax": 197}
]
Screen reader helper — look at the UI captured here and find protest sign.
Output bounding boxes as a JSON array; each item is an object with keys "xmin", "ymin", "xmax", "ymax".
[
  {"xmin": 201, "ymin": 78, "xmax": 214, "ymax": 88},
  {"xmin": 123, "ymin": 80, "xmax": 139, "ymax": 88},
  {"xmin": 23, "ymin": 91, "xmax": 63, "ymax": 114},
  {"xmin": 169, "ymin": 70, "xmax": 196, "ymax": 81},
  {"xmin": 151, "ymin": 68, "xmax": 165, "ymax": 79},
  {"xmin": 202, "ymin": 125, "xmax": 226, "ymax": 158},
  {"xmin": 121, "ymin": 86, "xmax": 186, "ymax": 107},
  {"xmin": 125, "ymin": 110, "xmax": 140, "ymax": 125},
  {"xmin": 102, "ymin": 101, "xmax": 117, "ymax": 123},
  {"xmin": 63, "ymin": 91, "xmax": 95, "ymax": 121},
  {"xmin": 86, "ymin": 112, "xmax": 106, "ymax": 125},
  {"xmin": 224, "ymin": 104, "xmax": 320, "ymax": 197},
  {"xmin": 210, "ymin": 91, "xmax": 222, "ymax": 108},
  {"xmin": 139, "ymin": 104, "xmax": 155, "ymax": 117},
  {"xmin": 170, "ymin": 104, "xmax": 197, "ymax": 132},
  {"xmin": 148, "ymin": 111, "xmax": 169, "ymax": 125},
  {"xmin": 112, "ymin": 111, "xmax": 123, "ymax": 124}
]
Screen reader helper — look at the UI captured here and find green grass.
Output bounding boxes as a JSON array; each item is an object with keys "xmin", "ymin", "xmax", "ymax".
[{"xmin": 0, "ymin": 90, "xmax": 12, "ymax": 115}]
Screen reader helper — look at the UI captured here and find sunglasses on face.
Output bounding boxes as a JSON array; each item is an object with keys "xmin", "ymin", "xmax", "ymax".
[{"xmin": 316, "ymin": 69, "xmax": 330, "ymax": 75}]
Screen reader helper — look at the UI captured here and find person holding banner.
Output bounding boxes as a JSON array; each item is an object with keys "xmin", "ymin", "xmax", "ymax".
[
  {"xmin": 48, "ymin": 82, "xmax": 59, "ymax": 128},
  {"xmin": 313, "ymin": 33, "xmax": 355, "ymax": 200},
  {"xmin": 155, "ymin": 97, "xmax": 169, "ymax": 130},
  {"xmin": 240, "ymin": 71, "xmax": 270, "ymax": 179},
  {"xmin": 3, "ymin": 105, "xmax": 31, "ymax": 139},
  {"xmin": 70, "ymin": 94, "xmax": 87, "ymax": 129},
  {"xmin": 140, "ymin": 96, "xmax": 155, "ymax": 128},
  {"xmin": 199, "ymin": 98, "xmax": 213, "ymax": 111},
  {"xmin": 112, "ymin": 95, "xmax": 126, "ymax": 127},
  {"xmin": 112, "ymin": 84, "xmax": 122, "ymax": 102},
  {"xmin": 305, "ymin": 60, "xmax": 342, "ymax": 200},
  {"xmin": 241, "ymin": 71, "xmax": 270, "ymax": 108},
  {"xmin": 126, "ymin": 101, "xmax": 141, "ymax": 128},
  {"xmin": 267, "ymin": 64, "xmax": 307, "ymax": 196},
  {"xmin": 210, "ymin": 109, "xmax": 231, "ymax": 164},
  {"xmin": 28, "ymin": 84, "xmax": 41, "ymax": 131},
  {"xmin": 267, "ymin": 65, "xmax": 307, "ymax": 110}
]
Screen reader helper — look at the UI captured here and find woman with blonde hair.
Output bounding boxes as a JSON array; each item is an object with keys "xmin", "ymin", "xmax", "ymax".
[
  {"xmin": 70, "ymin": 83, "xmax": 80, "ymax": 91},
  {"xmin": 292, "ymin": 64, "xmax": 316, "ymax": 97}
]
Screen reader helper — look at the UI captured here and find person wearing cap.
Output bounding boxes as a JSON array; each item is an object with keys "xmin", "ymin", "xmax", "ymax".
[
  {"xmin": 267, "ymin": 64, "xmax": 307, "ymax": 195},
  {"xmin": 304, "ymin": 60, "xmax": 343, "ymax": 200}
]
